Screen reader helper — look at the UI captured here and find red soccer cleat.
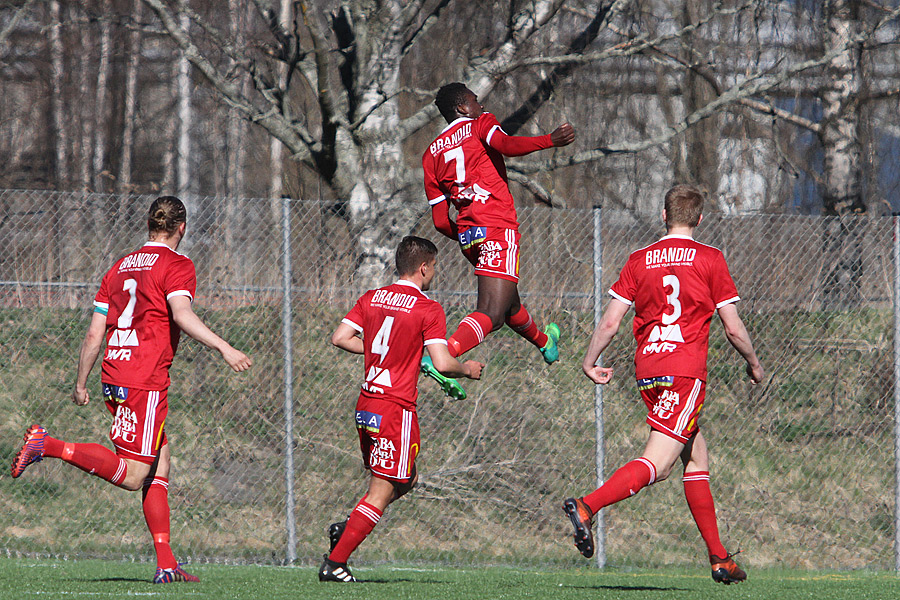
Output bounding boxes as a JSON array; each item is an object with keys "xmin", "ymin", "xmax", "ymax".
[
  {"xmin": 562, "ymin": 497, "xmax": 595, "ymax": 558},
  {"xmin": 711, "ymin": 552, "xmax": 747, "ymax": 584},
  {"xmin": 153, "ymin": 564, "xmax": 200, "ymax": 584},
  {"xmin": 11, "ymin": 424, "xmax": 47, "ymax": 478}
]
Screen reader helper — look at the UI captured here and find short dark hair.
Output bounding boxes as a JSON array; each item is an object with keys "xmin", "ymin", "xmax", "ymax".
[
  {"xmin": 148, "ymin": 196, "xmax": 187, "ymax": 235},
  {"xmin": 396, "ymin": 236, "xmax": 438, "ymax": 276},
  {"xmin": 435, "ymin": 82, "xmax": 471, "ymax": 123},
  {"xmin": 664, "ymin": 184, "xmax": 704, "ymax": 227}
]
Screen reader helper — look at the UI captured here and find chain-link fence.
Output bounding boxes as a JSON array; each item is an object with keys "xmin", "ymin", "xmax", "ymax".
[{"xmin": 0, "ymin": 190, "xmax": 895, "ymax": 571}]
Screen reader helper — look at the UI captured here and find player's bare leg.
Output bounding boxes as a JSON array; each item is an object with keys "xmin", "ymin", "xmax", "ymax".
[{"xmin": 681, "ymin": 432, "xmax": 746, "ymax": 584}]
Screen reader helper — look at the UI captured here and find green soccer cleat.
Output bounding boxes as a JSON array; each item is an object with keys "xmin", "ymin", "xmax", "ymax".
[
  {"xmin": 540, "ymin": 323, "xmax": 561, "ymax": 364},
  {"xmin": 421, "ymin": 356, "xmax": 467, "ymax": 400}
]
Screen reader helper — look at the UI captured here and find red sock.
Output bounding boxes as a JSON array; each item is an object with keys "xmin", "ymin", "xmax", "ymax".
[
  {"xmin": 43, "ymin": 437, "xmax": 127, "ymax": 486},
  {"xmin": 143, "ymin": 476, "xmax": 178, "ymax": 570},
  {"xmin": 328, "ymin": 498, "xmax": 383, "ymax": 563},
  {"xmin": 505, "ymin": 304, "xmax": 548, "ymax": 348},
  {"xmin": 683, "ymin": 471, "xmax": 727, "ymax": 558},
  {"xmin": 582, "ymin": 458, "xmax": 656, "ymax": 515},
  {"xmin": 447, "ymin": 312, "xmax": 493, "ymax": 357}
]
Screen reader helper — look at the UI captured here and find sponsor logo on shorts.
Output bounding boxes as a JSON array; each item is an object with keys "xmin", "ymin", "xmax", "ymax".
[
  {"xmin": 102, "ymin": 384, "xmax": 129, "ymax": 403},
  {"xmin": 651, "ymin": 389, "xmax": 680, "ymax": 420},
  {"xmin": 356, "ymin": 410, "xmax": 382, "ymax": 433},
  {"xmin": 478, "ymin": 240, "xmax": 504, "ymax": 269},
  {"xmin": 637, "ymin": 376, "xmax": 674, "ymax": 390},
  {"xmin": 458, "ymin": 226, "xmax": 487, "ymax": 250},
  {"xmin": 110, "ymin": 404, "xmax": 138, "ymax": 443},
  {"xmin": 369, "ymin": 437, "xmax": 396, "ymax": 471}
]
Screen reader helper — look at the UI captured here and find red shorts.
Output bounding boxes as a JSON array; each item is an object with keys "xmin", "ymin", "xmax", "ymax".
[
  {"xmin": 638, "ymin": 376, "xmax": 705, "ymax": 444},
  {"xmin": 458, "ymin": 226, "xmax": 520, "ymax": 282},
  {"xmin": 355, "ymin": 395, "xmax": 419, "ymax": 483},
  {"xmin": 103, "ymin": 383, "xmax": 168, "ymax": 464}
]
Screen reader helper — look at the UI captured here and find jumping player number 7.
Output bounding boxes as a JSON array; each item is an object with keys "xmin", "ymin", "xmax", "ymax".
[{"xmin": 444, "ymin": 147, "xmax": 465, "ymax": 183}]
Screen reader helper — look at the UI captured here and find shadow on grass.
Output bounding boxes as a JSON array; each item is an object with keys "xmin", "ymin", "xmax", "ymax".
[{"xmin": 570, "ymin": 584, "xmax": 692, "ymax": 592}]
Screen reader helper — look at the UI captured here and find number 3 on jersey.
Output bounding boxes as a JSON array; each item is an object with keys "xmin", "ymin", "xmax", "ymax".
[{"xmin": 650, "ymin": 275, "xmax": 684, "ymax": 343}]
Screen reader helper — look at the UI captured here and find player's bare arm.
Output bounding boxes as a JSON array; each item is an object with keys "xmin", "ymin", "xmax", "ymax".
[
  {"xmin": 331, "ymin": 322, "xmax": 364, "ymax": 355},
  {"xmin": 72, "ymin": 311, "xmax": 107, "ymax": 406},
  {"xmin": 551, "ymin": 123, "xmax": 575, "ymax": 147},
  {"xmin": 426, "ymin": 343, "xmax": 484, "ymax": 380},
  {"xmin": 717, "ymin": 303, "xmax": 763, "ymax": 384},
  {"xmin": 168, "ymin": 295, "xmax": 252, "ymax": 372},
  {"xmin": 582, "ymin": 299, "xmax": 630, "ymax": 385}
]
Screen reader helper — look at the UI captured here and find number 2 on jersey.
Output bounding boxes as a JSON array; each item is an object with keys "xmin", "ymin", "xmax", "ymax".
[{"xmin": 371, "ymin": 316, "xmax": 395, "ymax": 363}]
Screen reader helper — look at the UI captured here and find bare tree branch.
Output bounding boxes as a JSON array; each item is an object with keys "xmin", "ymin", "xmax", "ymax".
[
  {"xmin": 509, "ymin": 4, "xmax": 900, "ymax": 174},
  {"xmin": 0, "ymin": 0, "xmax": 36, "ymax": 48},
  {"xmin": 506, "ymin": 171, "xmax": 564, "ymax": 208},
  {"xmin": 142, "ymin": 0, "xmax": 313, "ymax": 160}
]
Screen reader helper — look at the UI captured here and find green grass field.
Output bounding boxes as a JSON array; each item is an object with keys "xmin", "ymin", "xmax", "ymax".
[{"xmin": 1, "ymin": 557, "xmax": 899, "ymax": 600}]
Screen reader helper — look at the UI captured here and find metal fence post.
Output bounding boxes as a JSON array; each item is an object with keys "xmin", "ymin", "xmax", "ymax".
[
  {"xmin": 592, "ymin": 205, "xmax": 606, "ymax": 569},
  {"xmin": 894, "ymin": 215, "xmax": 900, "ymax": 572},
  {"xmin": 282, "ymin": 196, "xmax": 297, "ymax": 564}
]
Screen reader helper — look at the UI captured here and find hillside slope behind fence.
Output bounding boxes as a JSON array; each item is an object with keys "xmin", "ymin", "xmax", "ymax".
[{"xmin": 0, "ymin": 190, "xmax": 895, "ymax": 570}]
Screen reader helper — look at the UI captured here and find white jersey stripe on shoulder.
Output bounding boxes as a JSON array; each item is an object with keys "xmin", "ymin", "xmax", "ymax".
[
  {"xmin": 486, "ymin": 124, "xmax": 503, "ymax": 147},
  {"xmin": 608, "ymin": 289, "xmax": 633, "ymax": 306},
  {"xmin": 716, "ymin": 296, "xmax": 741, "ymax": 309},
  {"xmin": 341, "ymin": 318, "xmax": 363, "ymax": 333}
]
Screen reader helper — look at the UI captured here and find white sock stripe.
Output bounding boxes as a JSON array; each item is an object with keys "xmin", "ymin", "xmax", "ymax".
[
  {"xmin": 683, "ymin": 473, "xmax": 710, "ymax": 482},
  {"xmin": 113, "ymin": 459, "xmax": 127, "ymax": 483},
  {"xmin": 636, "ymin": 457, "xmax": 657, "ymax": 484},
  {"xmin": 462, "ymin": 316, "xmax": 485, "ymax": 341},
  {"xmin": 355, "ymin": 504, "xmax": 381, "ymax": 525}
]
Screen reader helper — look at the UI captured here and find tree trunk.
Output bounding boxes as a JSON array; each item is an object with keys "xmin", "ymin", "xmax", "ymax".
[
  {"xmin": 92, "ymin": 4, "xmax": 112, "ymax": 192},
  {"xmin": 118, "ymin": 0, "xmax": 143, "ymax": 193},
  {"xmin": 821, "ymin": 0, "xmax": 864, "ymax": 215},
  {"xmin": 50, "ymin": 0, "xmax": 68, "ymax": 188},
  {"xmin": 176, "ymin": 12, "xmax": 192, "ymax": 196}
]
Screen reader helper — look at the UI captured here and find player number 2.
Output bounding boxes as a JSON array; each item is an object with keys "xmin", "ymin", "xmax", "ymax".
[
  {"xmin": 444, "ymin": 147, "xmax": 466, "ymax": 183},
  {"xmin": 371, "ymin": 316, "xmax": 395, "ymax": 363},
  {"xmin": 661, "ymin": 274, "xmax": 681, "ymax": 325},
  {"xmin": 118, "ymin": 278, "xmax": 138, "ymax": 329}
]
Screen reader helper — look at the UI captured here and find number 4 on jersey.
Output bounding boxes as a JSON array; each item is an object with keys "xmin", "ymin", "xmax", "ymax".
[{"xmin": 366, "ymin": 316, "xmax": 394, "ymax": 388}]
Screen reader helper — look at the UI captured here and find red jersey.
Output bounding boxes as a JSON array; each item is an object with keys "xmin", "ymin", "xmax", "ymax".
[
  {"xmin": 423, "ymin": 111, "xmax": 552, "ymax": 232},
  {"xmin": 342, "ymin": 280, "xmax": 448, "ymax": 411},
  {"xmin": 94, "ymin": 242, "xmax": 197, "ymax": 389},
  {"xmin": 609, "ymin": 235, "xmax": 740, "ymax": 381}
]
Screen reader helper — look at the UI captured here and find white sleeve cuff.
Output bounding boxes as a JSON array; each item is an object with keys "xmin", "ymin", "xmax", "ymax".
[
  {"xmin": 716, "ymin": 296, "xmax": 740, "ymax": 309},
  {"xmin": 428, "ymin": 195, "xmax": 448, "ymax": 206},
  {"xmin": 424, "ymin": 338, "xmax": 448, "ymax": 346},
  {"xmin": 166, "ymin": 290, "xmax": 193, "ymax": 302},
  {"xmin": 608, "ymin": 289, "xmax": 633, "ymax": 306},
  {"xmin": 342, "ymin": 318, "xmax": 363, "ymax": 333}
]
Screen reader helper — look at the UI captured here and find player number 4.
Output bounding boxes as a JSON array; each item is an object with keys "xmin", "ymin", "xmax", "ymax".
[{"xmin": 371, "ymin": 316, "xmax": 394, "ymax": 363}]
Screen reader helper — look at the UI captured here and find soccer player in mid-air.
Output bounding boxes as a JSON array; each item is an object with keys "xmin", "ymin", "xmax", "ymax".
[
  {"xmin": 562, "ymin": 184, "xmax": 763, "ymax": 584},
  {"xmin": 11, "ymin": 196, "xmax": 253, "ymax": 584},
  {"xmin": 421, "ymin": 82, "xmax": 575, "ymax": 373},
  {"xmin": 321, "ymin": 236, "xmax": 483, "ymax": 582}
]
